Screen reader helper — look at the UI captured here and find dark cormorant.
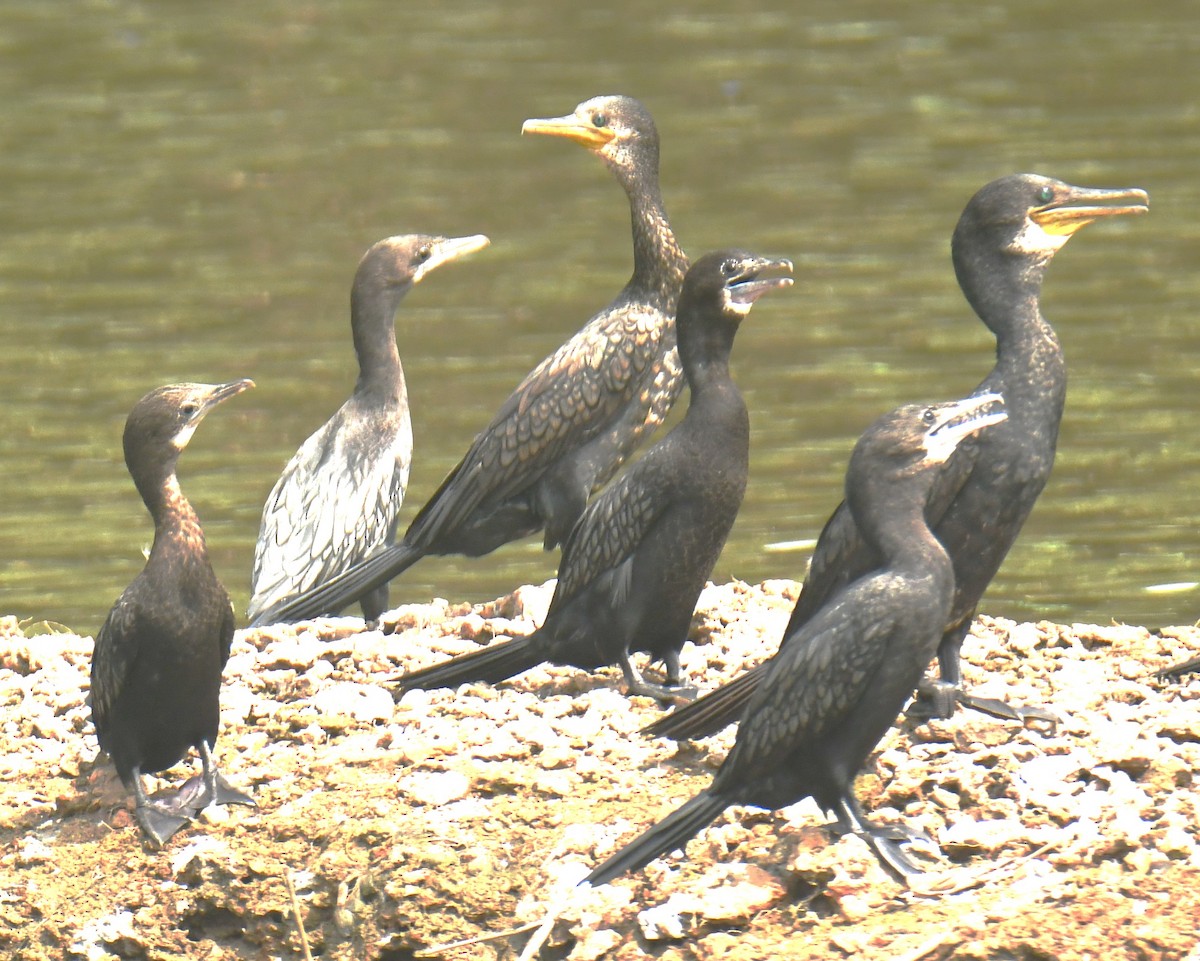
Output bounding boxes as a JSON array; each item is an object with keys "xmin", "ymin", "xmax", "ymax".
[
  {"xmin": 90, "ymin": 380, "xmax": 256, "ymax": 846},
  {"xmin": 397, "ymin": 251, "xmax": 792, "ymax": 699},
  {"xmin": 251, "ymin": 94, "xmax": 689, "ymax": 627},
  {"xmin": 248, "ymin": 233, "xmax": 489, "ymax": 626},
  {"xmin": 586, "ymin": 394, "xmax": 1008, "ymax": 885},
  {"xmin": 646, "ymin": 174, "xmax": 1148, "ymax": 740}
]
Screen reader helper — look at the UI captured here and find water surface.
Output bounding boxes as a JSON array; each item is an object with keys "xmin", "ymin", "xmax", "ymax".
[{"xmin": 1, "ymin": 1, "xmax": 1196, "ymax": 633}]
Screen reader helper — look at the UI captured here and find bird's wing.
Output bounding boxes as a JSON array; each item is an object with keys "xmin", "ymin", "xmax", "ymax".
[
  {"xmin": 249, "ymin": 415, "xmax": 410, "ymax": 619},
  {"xmin": 550, "ymin": 448, "xmax": 672, "ymax": 607},
  {"xmin": 726, "ymin": 578, "xmax": 905, "ymax": 772},
  {"xmin": 406, "ymin": 304, "xmax": 668, "ymax": 544},
  {"xmin": 89, "ymin": 594, "xmax": 141, "ymax": 735}
]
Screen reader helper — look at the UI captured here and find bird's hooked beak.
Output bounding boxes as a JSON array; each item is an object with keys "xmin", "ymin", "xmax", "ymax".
[
  {"xmin": 727, "ymin": 257, "xmax": 794, "ymax": 311},
  {"xmin": 413, "ymin": 234, "xmax": 490, "ymax": 285},
  {"xmin": 522, "ymin": 111, "xmax": 616, "ymax": 149},
  {"xmin": 200, "ymin": 379, "xmax": 256, "ymax": 416},
  {"xmin": 1030, "ymin": 185, "xmax": 1149, "ymax": 236},
  {"xmin": 925, "ymin": 392, "xmax": 1007, "ymax": 462},
  {"xmin": 173, "ymin": 379, "xmax": 254, "ymax": 450}
]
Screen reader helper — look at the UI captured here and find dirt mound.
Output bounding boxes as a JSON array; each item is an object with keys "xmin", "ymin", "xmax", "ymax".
[{"xmin": 1, "ymin": 580, "xmax": 1198, "ymax": 960}]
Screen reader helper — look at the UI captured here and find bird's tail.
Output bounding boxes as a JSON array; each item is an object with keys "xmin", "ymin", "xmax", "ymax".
[
  {"xmin": 584, "ymin": 790, "xmax": 729, "ymax": 887},
  {"xmin": 641, "ymin": 663, "xmax": 767, "ymax": 740},
  {"xmin": 249, "ymin": 541, "xmax": 425, "ymax": 627},
  {"xmin": 399, "ymin": 634, "xmax": 546, "ymax": 693}
]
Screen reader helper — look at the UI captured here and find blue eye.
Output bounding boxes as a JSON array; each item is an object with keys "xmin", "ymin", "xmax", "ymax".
[
  {"xmin": 1036, "ymin": 185, "xmax": 1054, "ymax": 204},
  {"xmin": 592, "ymin": 112, "xmax": 608, "ymax": 128}
]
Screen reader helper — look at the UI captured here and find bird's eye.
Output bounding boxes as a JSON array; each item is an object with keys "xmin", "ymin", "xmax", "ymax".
[
  {"xmin": 922, "ymin": 408, "xmax": 937, "ymax": 425},
  {"xmin": 180, "ymin": 404, "xmax": 198, "ymax": 419},
  {"xmin": 591, "ymin": 112, "xmax": 608, "ymax": 128},
  {"xmin": 1035, "ymin": 185, "xmax": 1055, "ymax": 204},
  {"xmin": 720, "ymin": 259, "xmax": 739, "ymax": 278},
  {"xmin": 416, "ymin": 245, "xmax": 432, "ymax": 262}
]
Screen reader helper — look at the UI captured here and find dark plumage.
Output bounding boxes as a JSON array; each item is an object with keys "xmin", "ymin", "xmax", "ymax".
[
  {"xmin": 398, "ymin": 250, "xmax": 792, "ymax": 699},
  {"xmin": 587, "ymin": 394, "xmax": 1008, "ymax": 886},
  {"xmin": 251, "ymin": 94, "xmax": 689, "ymax": 626},
  {"xmin": 646, "ymin": 173, "xmax": 1148, "ymax": 740},
  {"xmin": 90, "ymin": 380, "xmax": 255, "ymax": 846},
  {"xmin": 248, "ymin": 233, "xmax": 489, "ymax": 625}
]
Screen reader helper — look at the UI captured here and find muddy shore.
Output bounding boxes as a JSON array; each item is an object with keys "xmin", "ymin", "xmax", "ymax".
[{"xmin": 2, "ymin": 579, "xmax": 1198, "ymax": 961}]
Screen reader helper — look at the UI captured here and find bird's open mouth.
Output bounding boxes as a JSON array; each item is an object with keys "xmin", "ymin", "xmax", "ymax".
[
  {"xmin": 729, "ymin": 259, "xmax": 794, "ymax": 306},
  {"xmin": 1031, "ymin": 186, "xmax": 1149, "ymax": 236}
]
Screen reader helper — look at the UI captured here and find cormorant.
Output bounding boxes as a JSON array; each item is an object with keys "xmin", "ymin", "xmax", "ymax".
[
  {"xmin": 248, "ymin": 233, "xmax": 489, "ymax": 626},
  {"xmin": 250, "ymin": 94, "xmax": 688, "ymax": 627},
  {"xmin": 90, "ymin": 380, "xmax": 256, "ymax": 846},
  {"xmin": 397, "ymin": 251, "xmax": 792, "ymax": 699},
  {"xmin": 587, "ymin": 394, "xmax": 1008, "ymax": 885},
  {"xmin": 646, "ymin": 174, "xmax": 1148, "ymax": 740}
]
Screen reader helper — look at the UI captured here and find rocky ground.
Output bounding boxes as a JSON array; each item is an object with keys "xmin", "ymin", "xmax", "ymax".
[{"xmin": 1, "ymin": 579, "xmax": 1199, "ymax": 961}]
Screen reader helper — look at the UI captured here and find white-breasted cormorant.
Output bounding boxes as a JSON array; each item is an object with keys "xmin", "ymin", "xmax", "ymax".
[
  {"xmin": 90, "ymin": 380, "xmax": 255, "ymax": 846},
  {"xmin": 248, "ymin": 233, "xmax": 489, "ymax": 626},
  {"xmin": 587, "ymin": 393, "xmax": 1008, "ymax": 885},
  {"xmin": 250, "ymin": 95, "xmax": 689, "ymax": 627},
  {"xmin": 397, "ymin": 250, "xmax": 792, "ymax": 700},
  {"xmin": 646, "ymin": 174, "xmax": 1148, "ymax": 740}
]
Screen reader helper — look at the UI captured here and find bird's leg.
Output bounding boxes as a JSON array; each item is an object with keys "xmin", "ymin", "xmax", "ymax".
[
  {"xmin": 907, "ymin": 623, "xmax": 1059, "ymax": 726},
  {"xmin": 833, "ymin": 794, "xmax": 935, "ymax": 879},
  {"xmin": 360, "ymin": 584, "xmax": 388, "ymax": 632},
  {"xmin": 178, "ymin": 741, "xmax": 256, "ymax": 816},
  {"xmin": 617, "ymin": 651, "xmax": 695, "ymax": 704},
  {"xmin": 131, "ymin": 768, "xmax": 192, "ymax": 847},
  {"xmin": 660, "ymin": 648, "xmax": 698, "ymax": 699}
]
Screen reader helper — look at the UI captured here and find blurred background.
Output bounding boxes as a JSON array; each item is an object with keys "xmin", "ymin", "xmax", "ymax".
[{"xmin": 1, "ymin": 0, "xmax": 1196, "ymax": 633}]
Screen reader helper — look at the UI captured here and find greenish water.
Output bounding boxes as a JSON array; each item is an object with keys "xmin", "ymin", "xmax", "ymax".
[{"xmin": 1, "ymin": 1, "xmax": 1197, "ymax": 634}]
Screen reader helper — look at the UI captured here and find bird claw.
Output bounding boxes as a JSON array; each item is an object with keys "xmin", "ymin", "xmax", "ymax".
[
  {"xmin": 175, "ymin": 772, "xmax": 256, "ymax": 817},
  {"xmin": 625, "ymin": 678, "xmax": 698, "ymax": 704},
  {"xmin": 908, "ymin": 679, "xmax": 1059, "ymax": 727},
  {"xmin": 135, "ymin": 802, "xmax": 193, "ymax": 848}
]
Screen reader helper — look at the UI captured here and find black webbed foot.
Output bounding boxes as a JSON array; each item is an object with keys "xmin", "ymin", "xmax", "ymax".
[
  {"xmin": 130, "ymin": 769, "xmax": 193, "ymax": 847},
  {"xmin": 833, "ymin": 795, "xmax": 938, "ymax": 879},
  {"xmin": 909, "ymin": 678, "xmax": 1058, "ymax": 726},
  {"xmin": 177, "ymin": 742, "xmax": 256, "ymax": 817},
  {"xmin": 135, "ymin": 802, "xmax": 193, "ymax": 847},
  {"xmin": 619, "ymin": 653, "xmax": 697, "ymax": 704}
]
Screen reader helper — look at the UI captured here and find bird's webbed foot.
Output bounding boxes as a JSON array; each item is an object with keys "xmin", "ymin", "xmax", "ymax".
[
  {"xmin": 833, "ymin": 795, "xmax": 938, "ymax": 879},
  {"xmin": 619, "ymin": 654, "xmax": 697, "ymax": 704},
  {"xmin": 908, "ymin": 678, "xmax": 1059, "ymax": 727},
  {"xmin": 130, "ymin": 770, "xmax": 193, "ymax": 847},
  {"xmin": 176, "ymin": 742, "xmax": 256, "ymax": 816},
  {"xmin": 135, "ymin": 802, "xmax": 193, "ymax": 848}
]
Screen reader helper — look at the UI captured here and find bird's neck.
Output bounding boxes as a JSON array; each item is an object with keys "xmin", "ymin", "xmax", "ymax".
[
  {"xmin": 623, "ymin": 168, "xmax": 687, "ymax": 309},
  {"xmin": 350, "ymin": 285, "xmax": 407, "ymax": 400},
  {"xmin": 679, "ymin": 324, "xmax": 737, "ymax": 396},
  {"xmin": 956, "ymin": 243, "xmax": 1066, "ymax": 422},
  {"xmin": 853, "ymin": 470, "xmax": 949, "ymax": 580},
  {"xmin": 141, "ymin": 470, "xmax": 209, "ymax": 565}
]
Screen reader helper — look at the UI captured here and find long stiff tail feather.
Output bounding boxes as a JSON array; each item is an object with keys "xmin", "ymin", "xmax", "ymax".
[
  {"xmin": 584, "ymin": 790, "xmax": 730, "ymax": 887},
  {"xmin": 641, "ymin": 663, "xmax": 767, "ymax": 740},
  {"xmin": 399, "ymin": 634, "xmax": 546, "ymax": 693},
  {"xmin": 1157, "ymin": 654, "xmax": 1200, "ymax": 679},
  {"xmin": 250, "ymin": 541, "xmax": 425, "ymax": 626}
]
